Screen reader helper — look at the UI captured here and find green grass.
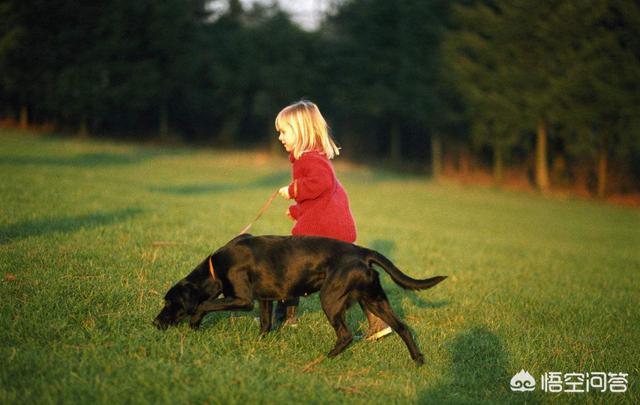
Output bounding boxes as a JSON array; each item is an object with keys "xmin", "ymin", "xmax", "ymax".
[{"xmin": 1, "ymin": 129, "xmax": 638, "ymax": 404}]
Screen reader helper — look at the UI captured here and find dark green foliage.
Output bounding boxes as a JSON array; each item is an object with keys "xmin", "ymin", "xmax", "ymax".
[
  {"xmin": 0, "ymin": 0, "xmax": 210, "ymax": 135},
  {"xmin": 323, "ymin": 0, "xmax": 452, "ymax": 162},
  {"xmin": 0, "ymin": 0, "xmax": 638, "ymax": 192},
  {"xmin": 444, "ymin": 0, "xmax": 526, "ymax": 181},
  {"xmin": 203, "ymin": 3, "xmax": 319, "ymax": 145},
  {"xmin": 553, "ymin": 1, "xmax": 640, "ymax": 154},
  {"xmin": 444, "ymin": 0, "xmax": 640, "ymax": 190}
]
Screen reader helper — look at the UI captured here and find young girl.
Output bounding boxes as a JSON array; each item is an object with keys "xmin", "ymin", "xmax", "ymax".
[{"xmin": 274, "ymin": 100, "xmax": 392, "ymax": 340}]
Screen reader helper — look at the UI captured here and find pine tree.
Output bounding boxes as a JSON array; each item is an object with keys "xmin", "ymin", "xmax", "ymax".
[{"xmin": 552, "ymin": 0, "xmax": 640, "ymax": 197}]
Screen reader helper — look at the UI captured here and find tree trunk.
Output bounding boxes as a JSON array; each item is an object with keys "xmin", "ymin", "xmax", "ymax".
[
  {"xmin": 596, "ymin": 140, "xmax": 608, "ymax": 198},
  {"xmin": 431, "ymin": 134, "xmax": 442, "ymax": 180},
  {"xmin": 78, "ymin": 115, "xmax": 89, "ymax": 138},
  {"xmin": 159, "ymin": 104, "xmax": 169, "ymax": 138},
  {"xmin": 19, "ymin": 105, "xmax": 28, "ymax": 129},
  {"xmin": 459, "ymin": 146, "xmax": 471, "ymax": 175},
  {"xmin": 535, "ymin": 119, "xmax": 550, "ymax": 192},
  {"xmin": 389, "ymin": 123, "xmax": 402, "ymax": 164},
  {"xmin": 493, "ymin": 145, "xmax": 504, "ymax": 185}
]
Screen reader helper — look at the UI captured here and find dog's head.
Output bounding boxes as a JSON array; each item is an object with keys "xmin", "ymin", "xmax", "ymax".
[{"xmin": 153, "ymin": 280, "xmax": 202, "ymax": 330}]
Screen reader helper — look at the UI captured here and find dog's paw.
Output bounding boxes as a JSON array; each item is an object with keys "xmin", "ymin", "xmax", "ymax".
[
  {"xmin": 413, "ymin": 353, "xmax": 425, "ymax": 367},
  {"xmin": 189, "ymin": 320, "xmax": 202, "ymax": 330}
]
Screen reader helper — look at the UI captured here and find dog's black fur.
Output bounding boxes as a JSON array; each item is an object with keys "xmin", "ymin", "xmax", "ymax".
[{"xmin": 153, "ymin": 234, "xmax": 446, "ymax": 365}]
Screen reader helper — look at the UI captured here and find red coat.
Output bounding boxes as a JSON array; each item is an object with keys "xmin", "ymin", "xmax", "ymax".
[{"xmin": 287, "ymin": 151, "xmax": 357, "ymax": 243}]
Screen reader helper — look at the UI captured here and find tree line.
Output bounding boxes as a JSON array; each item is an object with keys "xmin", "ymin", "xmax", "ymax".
[{"xmin": 1, "ymin": 0, "xmax": 639, "ymax": 196}]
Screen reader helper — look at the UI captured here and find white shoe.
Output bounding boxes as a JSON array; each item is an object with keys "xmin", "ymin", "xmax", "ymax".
[{"xmin": 365, "ymin": 326, "xmax": 393, "ymax": 341}]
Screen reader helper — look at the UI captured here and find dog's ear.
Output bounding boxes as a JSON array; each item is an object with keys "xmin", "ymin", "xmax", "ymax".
[
  {"xmin": 203, "ymin": 277, "xmax": 223, "ymax": 298},
  {"xmin": 181, "ymin": 281, "xmax": 205, "ymax": 315}
]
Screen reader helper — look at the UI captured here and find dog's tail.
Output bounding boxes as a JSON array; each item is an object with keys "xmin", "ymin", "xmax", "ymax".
[{"xmin": 365, "ymin": 250, "xmax": 447, "ymax": 290}]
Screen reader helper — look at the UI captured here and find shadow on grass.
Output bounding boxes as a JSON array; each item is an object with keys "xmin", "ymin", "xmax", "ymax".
[
  {"xmin": 0, "ymin": 150, "xmax": 179, "ymax": 168},
  {"xmin": 369, "ymin": 239, "xmax": 396, "ymax": 257},
  {"xmin": 419, "ymin": 326, "xmax": 538, "ymax": 405},
  {"xmin": 0, "ymin": 207, "xmax": 144, "ymax": 244},
  {"xmin": 150, "ymin": 171, "xmax": 290, "ymax": 196}
]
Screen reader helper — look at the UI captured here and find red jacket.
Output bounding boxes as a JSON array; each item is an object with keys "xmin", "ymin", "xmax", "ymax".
[{"xmin": 287, "ymin": 151, "xmax": 357, "ymax": 243}]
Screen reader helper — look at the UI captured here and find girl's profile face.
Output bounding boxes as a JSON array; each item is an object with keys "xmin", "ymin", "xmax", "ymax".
[{"xmin": 278, "ymin": 123, "xmax": 296, "ymax": 153}]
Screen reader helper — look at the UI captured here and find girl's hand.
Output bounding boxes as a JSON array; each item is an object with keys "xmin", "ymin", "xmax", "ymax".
[
  {"xmin": 278, "ymin": 186, "xmax": 290, "ymax": 200},
  {"xmin": 286, "ymin": 209, "xmax": 295, "ymax": 221}
]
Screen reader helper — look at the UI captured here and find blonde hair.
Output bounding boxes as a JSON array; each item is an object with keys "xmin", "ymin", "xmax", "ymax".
[{"xmin": 275, "ymin": 100, "xmax": 340, "ymax": 160}]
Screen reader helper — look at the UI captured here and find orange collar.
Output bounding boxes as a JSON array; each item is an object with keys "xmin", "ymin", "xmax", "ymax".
[{"xmin": 208, "ymin": 256, "xmax": 216, "ymax": 280}]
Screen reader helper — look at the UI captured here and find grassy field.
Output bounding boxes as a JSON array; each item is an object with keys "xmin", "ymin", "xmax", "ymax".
[{"xmin": 1, "ymin": 129, "xmax": 638, "ymax": 404}]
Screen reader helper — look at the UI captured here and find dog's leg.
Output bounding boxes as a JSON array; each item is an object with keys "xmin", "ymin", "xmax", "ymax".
[
  {"xmin": 258, "ymin": 300, "xmax": 273, "ymax": 336},
  {"xmin": 320, "ymin": 280, "xmax": 354, "ymax": 358},
  {"xmin": 190, "ymin": 313, "xmax": 205, "ymax": 330},
  {"xmin": 323, "ymin": 306, "xmax": 352, "ymax": 358},
  {"xmin": 361, "ymin": 288, "xmax": 425, "ymax": 366},
  {"xmin": 190, "ymin": 296, "xmax": 254, "ymax": 329}
]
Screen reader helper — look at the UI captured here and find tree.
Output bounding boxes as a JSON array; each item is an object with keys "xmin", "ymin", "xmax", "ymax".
[
  {"xmin": 0, "ymin": 0, "xmax": 22, "ymax": 123},
  {"xmin": 201, "ymin": 1, "xmax": 319, "ymax": 146},
  {"xmin": 444, "ymin": 1, "xmax": 525, "ymax": 183},
  {"xmin": 446, "ymin": 0, "xmax": 575, "ymax": 190},
  {"xmin": 552, "ymin": 0, "xmax": 640, "ymax": 197},
  {"xmin": 0, "ymin": 0, "xmax": 64, "ymax": 127},
  {"xmin": 324, "ymin": 0, "xmax": 448, "ymax": 164},
  {"xmin": 97, "ymin": 0, "xmax": 206, "ymax": 136},
  {"xmin": 50, "ymin": 1, "xmax": 110, "ymax": 134},
  {"xmin": 253, "ymin": 9, "xmax": 320, "ymax": 148},
  {"xmin": 0, "ymin": 0, "xmax": 209, "ymax": 136}
]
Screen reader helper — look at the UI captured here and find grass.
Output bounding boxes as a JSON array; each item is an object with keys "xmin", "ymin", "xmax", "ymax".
[{"xmin": 1, "ymin": 129, "xmax": 638, "ymax": 404}]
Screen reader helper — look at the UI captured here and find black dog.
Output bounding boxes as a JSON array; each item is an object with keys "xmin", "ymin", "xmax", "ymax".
[{"xmin": 153, "ymin": 234, "xmax": 446, "ymax": 365}]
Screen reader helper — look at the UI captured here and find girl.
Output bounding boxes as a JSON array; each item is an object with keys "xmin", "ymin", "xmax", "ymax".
[{"xmin": 274, "ymin": 100, "xmax": 392, "ymax": 340}]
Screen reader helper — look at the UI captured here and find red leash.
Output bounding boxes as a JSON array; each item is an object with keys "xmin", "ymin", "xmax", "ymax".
[
  {"xmin": 210, "ymin": 189, "xmax": 280, "ymax": 280},
  {"xmin": 208, "ymin": 256, "xmax": 216, "ymax": 280},
  {"xmin": 237, "ymin": 189, "xmax": 280, "ymax": 235}
]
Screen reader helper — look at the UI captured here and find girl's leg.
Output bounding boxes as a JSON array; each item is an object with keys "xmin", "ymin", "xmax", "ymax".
[
  {"xmin": 275, "ymin": 297, "xmax": 299, "ymax": 326},
  {"xmin": 363, "ymin": 308, "xmax": 393, "ymax": 340}
]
